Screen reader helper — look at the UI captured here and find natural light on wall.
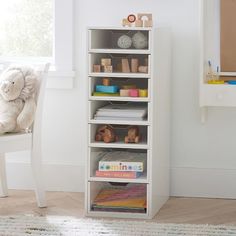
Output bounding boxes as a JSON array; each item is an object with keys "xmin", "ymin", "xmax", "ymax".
[{"xmin": 0, "ymin": 0, "xmax": 53, "ymax": 59}]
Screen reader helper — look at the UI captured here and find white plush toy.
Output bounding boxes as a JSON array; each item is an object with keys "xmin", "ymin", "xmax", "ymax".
[{"xmin": 0, "ymin": 65, "xmax": 39, "ymax": 134}]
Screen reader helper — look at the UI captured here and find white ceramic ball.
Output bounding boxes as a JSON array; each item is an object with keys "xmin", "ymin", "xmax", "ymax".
[
  {"xmin": 117, "ymin": 35, "xmax": 132, "ymax": 49},
  {"xmin": 132, "ymin": 32, "xmax": 148, "ymax": 49}
]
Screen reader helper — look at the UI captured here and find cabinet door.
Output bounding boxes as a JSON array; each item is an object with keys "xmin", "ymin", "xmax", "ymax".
[{"xmin": 221, "ymin": 0, "xmax": 236, "ymax": 72}]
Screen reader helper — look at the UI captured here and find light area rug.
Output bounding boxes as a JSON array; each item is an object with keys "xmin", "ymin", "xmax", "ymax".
[{"xmin": 0, "ymin": 215, "xmax": 236, "ymax": 236}]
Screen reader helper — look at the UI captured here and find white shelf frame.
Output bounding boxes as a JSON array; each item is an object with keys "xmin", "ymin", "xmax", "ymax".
[{"xmin": 86, "ymin": 27, "xmax": 171, "ymax": 219}]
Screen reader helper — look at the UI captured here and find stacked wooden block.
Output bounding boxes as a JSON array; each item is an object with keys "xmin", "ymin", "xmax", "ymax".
[{"xmin": 93, "ymin": 58, "xmax": 113, "ymax": 73}]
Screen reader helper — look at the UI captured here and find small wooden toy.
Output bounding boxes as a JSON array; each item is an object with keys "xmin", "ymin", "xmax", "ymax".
[
  {"xmin": 137, "ymin": 13, "xmax": 153, "ymax": 27},
  {"xmin": 93, "ymin": 65, "xmax": 101, "ymax": 73},
  {"xmin": 93, "ymin": 92, "xmax": 119, "ymax": 96},
  {"xmin": 125, "ymin": 126, "xmax": 141, "ymax": 143},
  {"xmin": 120, "ymin": 89, "xmax": 130, "ymax": 97},
  {"xmin": 138, "ymin": 66, "xmax": 148, "ymax": 73},
  {"xmin": 122, "ymin": 18, "xmax": 131, "ymax": 27},
  {"xmin": 127, "ymin": 14, "xmax": 136, "ymax": 23},
  {"xmin": 131, "ymin": 58, "xmax": 139, "ymax": 73},
  {"xmin": 102, "ymin": 78, "xmax": 110, "ymax": 86},
  {"xmin": 129, "ymin": 89, "xmax": 139, "ymax": 97},
  {"xmin": 135, "ymin": 19, "xmax": 143, "ymax": 27},
  {"xmin": 95, "ymin": 125, "xmax": 118, "ymax": 143},
  {"xmin": 96, "ymin": 85, "xmax": 119, "ymax": 93},
  {"xmin": 101, "ymin": 58, "xmax": 112, "ymax": 66},
  {"xmin": 139, "ymin": 89, "xmax": 148, "ymax": 97},
  {"xmin": 121, "ymin": 59, "xmax": 130, "ymax": 73},
  {"xmin": 103, "ymin": 65, "xmax": 113, "ymax": 73}
]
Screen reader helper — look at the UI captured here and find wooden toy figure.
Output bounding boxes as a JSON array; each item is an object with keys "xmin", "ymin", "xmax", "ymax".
[
  {"xmin": 95, "ymin": 125, "xmax": 118, "ymax": 143},
  {"xmin": 124, "ymin": 126, "xmax": 141, "ymax": 143}
]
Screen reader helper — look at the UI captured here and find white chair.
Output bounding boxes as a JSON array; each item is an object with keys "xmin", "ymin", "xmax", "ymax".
[{"xmin": 0, "ymin": 63, "xmax": 50, "ymax": 208}]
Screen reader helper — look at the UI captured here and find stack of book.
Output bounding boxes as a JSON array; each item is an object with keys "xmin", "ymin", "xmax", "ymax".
[
  {"xmin": 92, "ymin": 184, "xmax": 146, "ymax": 213},
  {"xmin": 94, "ymin": 104, "xmax": 147, "ymax": 121},
  {"xmin": 95, "ymin": 151, "xmax": 146, "ymax": 179}
]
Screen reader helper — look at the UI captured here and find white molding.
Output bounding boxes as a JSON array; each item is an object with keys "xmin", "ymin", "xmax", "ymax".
[
  {"xmin": 6, "ymin": 162, "xmax": 84, "ymax": 192},
  {"xmin": 6, "ymin": 164, "xmax": 236, "ymax": 198},
  {"xmin": 171, "ymin": 167, "xmax": 236, "ymax": 199},
  {"xmin": 47, "ymin": 70, "xmax": 75, "ymax": 89}
]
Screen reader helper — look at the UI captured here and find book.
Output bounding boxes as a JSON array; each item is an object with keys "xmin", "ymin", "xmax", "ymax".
[
  {"xmin": 92, "ymin": 206, "xmax": 146, "ymax": 213},
  {"xmin": 92, "ymin": 184, "xmax": 146, "ymax": 213},
  {"xmin": 98, "ymin": 151, "xmax": 146, "ymax": 172},
  {"xmin": 94, "ymin": 115, "xmax": 144, "ymax": 121},
  {"xmin": 95, "ymin": 171, "xmax": 142, "ymax": 179},
  {"xmin": 95, "ymin": 104, "xmax": 147, "ymax": 118}
]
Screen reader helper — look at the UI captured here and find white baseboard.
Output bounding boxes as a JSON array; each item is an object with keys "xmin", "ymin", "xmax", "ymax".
[
  {"xmin": 6, "ymin": 162, "xmax": 85, "ymax": 192},
  {"xmin": 171, "ymin": 167, "xmax": 236, "ymax": 199},
  {"xmin": 6, "ymin": 163, "xmax": 236, "ymax": 199}
]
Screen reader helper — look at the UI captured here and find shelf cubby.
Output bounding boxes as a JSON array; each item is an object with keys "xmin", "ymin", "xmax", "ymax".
[
  {"xmin": 89, "ymin": 77, "xmax": 150, "ymax": 101},
  {"xmin": 88, "ymin": 101, "xmax": 149, "ymax": 124},
  {"xmin": 89, "ymin": 53, "xmax": 150, "ymax": 75},
  {"xmin": 88, "ymin": 182, "xmax": 148, "ymax": 215},
  {"xmin": 88, "ymin": 148, "xmax": 148, "ymax": 183},
  {"xmin": 89, "ymin": 28, "xmax": 150, "ymax": 50},
  {"xmin": 89, "ymin": 124, "xmax": 149, "ymax": 147}
]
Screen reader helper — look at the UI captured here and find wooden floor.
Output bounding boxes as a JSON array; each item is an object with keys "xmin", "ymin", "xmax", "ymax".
[{"xmin": 0, "ymin": 190, "xmax": 236, "ymax": 225}]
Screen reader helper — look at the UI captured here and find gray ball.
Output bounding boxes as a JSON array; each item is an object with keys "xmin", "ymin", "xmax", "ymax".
[
  {"xmin": 132, "ymin": 32, "xmax": 148, "ymax": 49},
  {"xmin": 117, "ymin": 35, "xmax": 132, "ymax": 49}
]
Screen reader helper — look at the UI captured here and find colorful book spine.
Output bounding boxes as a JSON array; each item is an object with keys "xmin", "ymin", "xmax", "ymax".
[
  {"xmin": 99, "ymin": 162, "xmax": 144, "ymax": 172},
  {"xmin": 95, "ymin": 171, "xmax": 142, "ymax": 179}
]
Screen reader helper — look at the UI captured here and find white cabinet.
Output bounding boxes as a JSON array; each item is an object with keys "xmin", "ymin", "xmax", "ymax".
[{"xmin": 86, "ymin": 27, "xmax": 171, "ymax": 219}]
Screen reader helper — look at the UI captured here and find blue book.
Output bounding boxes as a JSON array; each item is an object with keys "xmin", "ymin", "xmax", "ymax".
[{"xmin": 96, "ymin": 85, "xmax": 119, "ymax": 93}]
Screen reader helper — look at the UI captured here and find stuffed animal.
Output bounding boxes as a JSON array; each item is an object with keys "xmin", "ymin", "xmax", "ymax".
[
  {"xmin": 0, "ymin": 65, "xmax": 39, "ymax": 134},
  {"xmin": 124, "ymin": 126, "xmax": 141, "ymax": 143},
  {"xmin": 95, "ymin": 125, "xmax": 118, "ymax": 143}
]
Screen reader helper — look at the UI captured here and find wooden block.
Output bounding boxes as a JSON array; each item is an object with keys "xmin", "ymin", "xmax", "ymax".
[
  {"xmin": 122, "ymin": 18, "xmax": 131, "ymax": 27},
  {"xmin": 131, "ymin": 58, "xmax": 139, "ymax": 73},
  {"xmin": 101, "ymin": 58, "xmax": 111, "ymax": 66},
  {"xmin": 120, "ymin": 89, "xmax": 130, "ymax": 97},
  {"xmin": 144, "ymin": 20, "xmax": 153, "ymax": 27},
  {"xmin": 129, "ymin": 89, "xmax": 139, "ymax": 97},
  {"xmin": 138, "ymin": 66, "xmax": 148, "ymax": 73},
  {"xmin": 135, "ymin": 19, "xmax": 143, "ymax": 27},
  {"xmin": 121, "ymin": 59, "xmax": 130, "ymax": 73},
  {"xmin": 103, "ymin": 65, "xmax": 113, "ymax": 73},
  {"xmin": 102, "ymin": 78, "xmax": 110, "ymax": 86},
  {"xmin": 137, "ymin": 13, "xmax": 152, "ymax": 21},
  {"xmin": 139, "ymin": 89, "xmax": 148, "ymax": 97},
  {"xmin": 93, "ymin": 65, "xmax": 101, "ymax": 73}
]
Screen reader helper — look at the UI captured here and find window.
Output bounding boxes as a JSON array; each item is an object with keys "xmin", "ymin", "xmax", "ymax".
[
  {"xmin": 0, "ymin": 0, "xmax": 53, "ymax": 59},
  {"xmin": 0, "ymin": 0, "xmax": 74, "ymax": 89}
]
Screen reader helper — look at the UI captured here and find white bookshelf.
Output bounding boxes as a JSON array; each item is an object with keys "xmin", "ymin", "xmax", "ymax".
[
  {"xmin": 200, "ymin": 0, "xmax": 236, "ymax": 122},
  {"xmin": 86, "ymin": 27, "xmax": 171, "ymax": 219}
]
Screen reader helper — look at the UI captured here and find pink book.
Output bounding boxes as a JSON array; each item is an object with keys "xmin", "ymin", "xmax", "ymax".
[{"xmin": 95, "ymin": 171, "xmax": 142, "ymax": 179}]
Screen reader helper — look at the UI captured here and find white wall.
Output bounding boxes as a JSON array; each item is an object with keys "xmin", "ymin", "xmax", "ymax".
[{"xmin": 6, "ymin": 0, "xmax": 236, "ymax": 198}]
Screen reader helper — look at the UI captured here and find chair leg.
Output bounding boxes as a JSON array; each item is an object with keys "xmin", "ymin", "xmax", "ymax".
[
  {"xmin": 31, "ymin": 148, "xmax": 46, "ymax": 208},
  {"xmin": 0, "ymin": 153, "xmax": 8, "ymax": 197}
]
